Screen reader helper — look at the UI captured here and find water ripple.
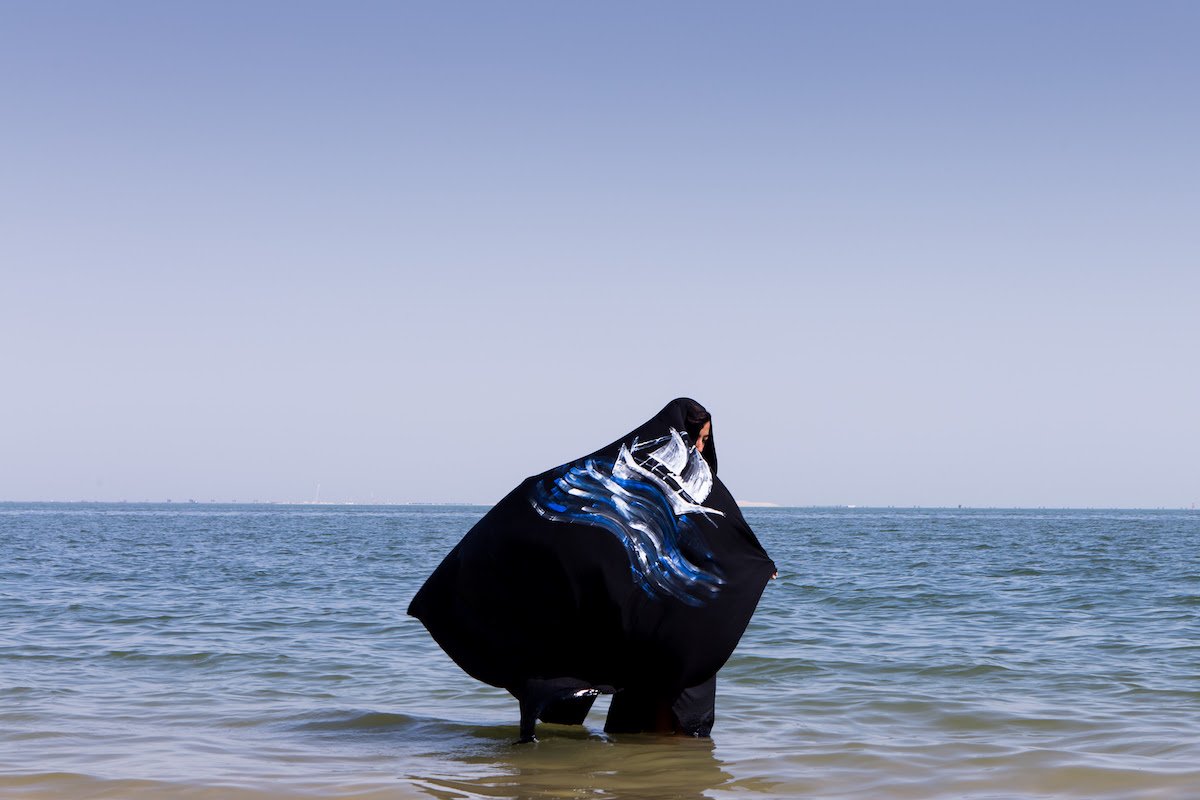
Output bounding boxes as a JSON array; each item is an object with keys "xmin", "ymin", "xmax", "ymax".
[{"xmin": 1, "ymin": 504, "xmax": 1198, "ymax": 798}]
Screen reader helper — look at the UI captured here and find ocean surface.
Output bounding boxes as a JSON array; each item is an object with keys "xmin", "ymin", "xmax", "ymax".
[{"xmin": 2, "ymin": 503, "xmax": 1198, "ymax": 800}]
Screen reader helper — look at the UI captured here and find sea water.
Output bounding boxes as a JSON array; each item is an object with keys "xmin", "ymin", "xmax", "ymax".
[{"xmin": 1, "ymin": 504, "xmax": 1198, "ymax": 799}]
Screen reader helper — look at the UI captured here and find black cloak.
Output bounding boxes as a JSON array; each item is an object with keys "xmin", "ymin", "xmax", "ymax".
[{"xmin": 407, "ymin": 398, "xmax": 776, "ymax": 740}]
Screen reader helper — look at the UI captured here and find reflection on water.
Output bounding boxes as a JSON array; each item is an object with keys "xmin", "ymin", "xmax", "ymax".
[
  {"xmin": 412, "ymin": 724, "xmax": 729, "ymax": 800},
  {"xmin": 279, "ymin": 705, "xmax": 733, "ymax": 800}
]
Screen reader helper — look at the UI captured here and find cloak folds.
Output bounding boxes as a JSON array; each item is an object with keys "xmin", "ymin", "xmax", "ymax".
[{"xmin": 407, "ymin": 398, "xmax": 776, "ymax": 741}]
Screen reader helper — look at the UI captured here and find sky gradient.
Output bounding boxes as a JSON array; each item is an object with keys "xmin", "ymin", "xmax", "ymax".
[{"xmin": 2, "ymin": 2, "xmax": 1197, "ymax": 507}]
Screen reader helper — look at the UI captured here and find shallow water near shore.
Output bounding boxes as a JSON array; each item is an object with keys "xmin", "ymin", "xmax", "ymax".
[{"xmin": 2, "ymin": 503, "xmax": 1199, "ymax": 799}]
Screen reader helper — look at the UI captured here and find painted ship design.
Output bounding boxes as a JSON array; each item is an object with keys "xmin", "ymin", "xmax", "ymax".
[
  {"xmin": 614, "ymin": 428, "xmax": 723, "ymax": 518},
  {"xmin": 529, "ymin": 425, "xmax": 726, "ymax": 605}
]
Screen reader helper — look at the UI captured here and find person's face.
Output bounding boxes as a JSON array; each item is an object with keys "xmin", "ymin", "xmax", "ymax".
[{"xmin": 695, "ymin": 421, "xmax": 712, "ymax": 453}]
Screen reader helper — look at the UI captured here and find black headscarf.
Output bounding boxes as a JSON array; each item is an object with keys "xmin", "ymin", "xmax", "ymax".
[{"xmin": 408, "ymin": 398, "xmax": 775, "ymax": 735}]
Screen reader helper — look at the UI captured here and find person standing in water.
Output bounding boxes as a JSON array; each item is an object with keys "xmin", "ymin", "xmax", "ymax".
[
  {"xmin": 409, "ymin": 398, "xmax": 776, "ymax": 742},
  {"xmin": 604, "ymin": 401, "xmax": 748, "ymax": 737}
]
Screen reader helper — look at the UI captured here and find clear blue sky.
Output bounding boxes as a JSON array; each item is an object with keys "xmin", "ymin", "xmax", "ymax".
[{"xmin": 2, "ymin": 2, "xmax": 1197, "ymax": 507}]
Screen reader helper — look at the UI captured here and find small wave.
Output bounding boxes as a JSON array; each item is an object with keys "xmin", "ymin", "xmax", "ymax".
[
  {"xmin": 987, "ymin": 567, "xmax": 1048, "ymax": 578},
  {"xmin": 290, "ymin": 710, "xmax": 422, "ymax": 732},
  {"xmin": 283, "ymin": 709, "xmax": 535, "ymax": 749},
  {"xmin": 0, "ymin": 772, "xmax": 367, "ymax": 799},
  {"xmin": 109, "ymin": 614, "xmax": 177, "ymax": 625},
  {"xmin": 916, "ymin": 663, "xmax": 1021, "ymax": 679},
  {"xmin": 725, "ymin": 654, "xmax": 817, "ymax": 681},
  {"xmin": 105, "ymin": 650, "xmax": 233, "ymax": 665}
]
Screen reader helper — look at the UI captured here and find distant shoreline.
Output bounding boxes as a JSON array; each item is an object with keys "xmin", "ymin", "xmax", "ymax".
[{"xmin": 1, "ymin": 500, "xmax": 1196, "ymax": 512}]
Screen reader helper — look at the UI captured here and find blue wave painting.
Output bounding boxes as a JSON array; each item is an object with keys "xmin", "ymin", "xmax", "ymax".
[{"xmin": 530, "ymin": 456, "xmax": 725, "ymax": 607}]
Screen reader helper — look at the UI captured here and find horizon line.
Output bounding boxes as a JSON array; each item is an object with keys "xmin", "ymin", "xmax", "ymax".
[{"xmin": 1, "ymin": 499, "xmax": 1196, "ymax": 512}]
